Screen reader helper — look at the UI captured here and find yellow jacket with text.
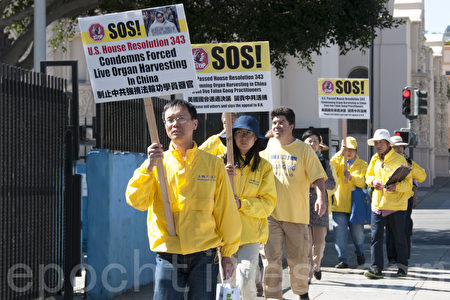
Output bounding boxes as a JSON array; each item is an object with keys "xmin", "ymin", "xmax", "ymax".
[
  {"xmin": 330, "ymin": 151, "xmax": 368, "ymax": 213},
  {"xmin": 199, "ymin": 134, "xmax": 227, "ymax": 156},
  {"xmin": 232, "ymin": 157, "xmax": 277, "ymax": 245},
  {"xmin": 126, "ymin": 142, "xmax": 241, "ymax": 257},
  {"xmin": 366, "ymin": 148, "xmax": 413, "ymax": 211}
]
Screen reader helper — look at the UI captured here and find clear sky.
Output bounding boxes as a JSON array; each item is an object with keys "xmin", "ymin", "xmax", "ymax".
[{"xmin": 424, "ymin": 0, "xmax": 449, "ymax": 33}]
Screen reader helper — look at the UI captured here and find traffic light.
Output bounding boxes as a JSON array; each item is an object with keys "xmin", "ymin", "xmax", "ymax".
[
  {"xmin": 402, "ymin": 87, "xmax": 413, "ymax": 117},
  {"xmin": 394, "ymin": 128, "xmax": 417, "ymax": 147},
  {"xmin": 415, "ymin": 89, "xmax": 428, "ymax": 115},
  {"xmin": 394, "ymin": 130, "xmax": 409, "ymax": 144}
]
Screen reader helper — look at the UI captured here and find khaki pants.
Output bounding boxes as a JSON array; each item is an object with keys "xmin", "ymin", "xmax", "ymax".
[
  {"xmin": 261, "ymin": 217, "xmax": 311, "ymax": 299},
  {"xmin": 309, "ymin": 226, "xmax": 327, "ymax": 276}
]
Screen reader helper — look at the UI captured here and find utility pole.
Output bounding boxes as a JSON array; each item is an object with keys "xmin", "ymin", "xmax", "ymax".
[{"xmin": 33, "ymin": 0, "xmax": 46, "ymax": 72}]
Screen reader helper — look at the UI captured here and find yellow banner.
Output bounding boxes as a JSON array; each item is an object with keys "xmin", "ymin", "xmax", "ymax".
[
  {"xmin": 318, "ymin": 78, "xmax": 369, "ymax": 96},
  {"xmin": 192, "ymin": 42, "xmax": 270, "ymax": 73}
]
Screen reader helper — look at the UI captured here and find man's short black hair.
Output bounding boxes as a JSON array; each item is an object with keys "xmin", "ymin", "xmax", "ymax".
[
  {"xmin": 270, "ymin": 107, "xmax": 295, "ymax": 125},
  {"xmin": 301, "ymin": 127, "xmax": 322, "ymax": 142},
  {"xmin": 162, "ymin": 99, "xmax": 197, "ymax": 120}
]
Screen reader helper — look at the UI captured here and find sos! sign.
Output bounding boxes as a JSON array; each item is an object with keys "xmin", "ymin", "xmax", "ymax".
[
  {"xmin": 319, "ymin": 79, "xmax": 368, "ymax": 96},
  {"xmin": 318, "ymin": 78, "xmax": 370, "ymax": 119},
  {"xmin": 193, "ymin": 42, "xmax": 271, "ymax": 73}
]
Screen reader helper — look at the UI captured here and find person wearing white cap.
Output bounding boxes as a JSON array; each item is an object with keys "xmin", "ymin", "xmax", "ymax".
[
  {"xmin": 330, "ymin": 136, "xmax": 368, "ymax": 269},
  {"xmin": 364, "ymin": 129, "xmax": 413, "ymax": 279},
  {"xmin": 386, "ymin": 135, "xmax": 427, "ymax": 265}
]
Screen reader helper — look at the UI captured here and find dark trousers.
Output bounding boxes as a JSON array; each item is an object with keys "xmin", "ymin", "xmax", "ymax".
[
  {"xmin": 386, "ymin": 197, "xmax": 414, "ymax": 261},
  {"xmin": 153, "ymin": 248, "xmax": 218, "ymax": 300},
  {"xmin": 370, "ymin": 210, "xmax": 408, "ymax": 271}
]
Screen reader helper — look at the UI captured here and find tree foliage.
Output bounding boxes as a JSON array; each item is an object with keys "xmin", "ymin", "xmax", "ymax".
[{"xmin": 1, "ymin": 0, "xmax": 402, "ymax": 75}]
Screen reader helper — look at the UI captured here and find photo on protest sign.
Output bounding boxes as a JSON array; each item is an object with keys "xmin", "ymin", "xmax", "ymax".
[
  {"xmin": 142, "ymin": 6, "xmax": 180, "ymax": 37},
  {"xmin": 318, "ymin": 78, "xmax": 370, "ymax": 119},
  {"xmin": 184, "ymin": 42, "xmax": 273, "ymax": 114},
  {"xmin": 78, "ymin": 4, "xmax": 198, "ymax": 103}
]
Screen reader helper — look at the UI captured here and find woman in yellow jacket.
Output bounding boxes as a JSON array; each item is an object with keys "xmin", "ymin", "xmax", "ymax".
[
  {"xmin": 364, "ymin": 129, "xmax": 413, "ymax": 280},
  {"xmin": 223, "ymin": 115, "xmax": 277, "ymax": 300},
  {"xmin": 330, "ymin": 137, "xmax": 368, "ymax": 268}
]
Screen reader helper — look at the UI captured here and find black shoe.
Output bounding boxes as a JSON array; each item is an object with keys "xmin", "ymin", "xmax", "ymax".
[
  {"xmin": 364, "ymin": 266, "xmax": 383, "ymax": 279},
  {"xmin": 357, "ymin": 254, "xmax": 365, "ymax": 265},
  {"xmin": 300, "ymin": 293, "xmax": 310, "ymax": 300},
  {"xmin": 335, "ymin": 261, "xmax": 349, "ymax": 269},
  {"xmin": 313, "ymin": 270, "xmax": 322, "ymax": 280},
  {"xmin": 397, "ymin": 268, "xmax": 407, "ymax": 277}
]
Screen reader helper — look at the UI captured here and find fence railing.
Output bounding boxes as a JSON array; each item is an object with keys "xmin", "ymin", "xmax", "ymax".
[
  {"xmin": 1, "ymin": 63, "xmax": 70, "ymax": 299},
  {"xmin": 95, "ymin": 98, "xmax": 269, "ymax": 153}
]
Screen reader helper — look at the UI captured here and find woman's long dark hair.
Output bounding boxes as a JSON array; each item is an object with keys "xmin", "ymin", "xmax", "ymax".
[{"xmin": 224, "ymin": 137, "xmax": 261, "ymax": 172}]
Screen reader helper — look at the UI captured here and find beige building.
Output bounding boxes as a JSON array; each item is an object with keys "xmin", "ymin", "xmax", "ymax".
[
  {"xmin": 269, "ymin": 0, "xmax": 449, "ymax": 186},
  {"xmin": 47, "ymin": 0, "xmax": 448, "ymax": 185}
]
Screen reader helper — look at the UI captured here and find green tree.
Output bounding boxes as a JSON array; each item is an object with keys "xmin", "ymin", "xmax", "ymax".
[{"xmin": 1, "ymin": 0, "xmax": 401, "ymax": 75}]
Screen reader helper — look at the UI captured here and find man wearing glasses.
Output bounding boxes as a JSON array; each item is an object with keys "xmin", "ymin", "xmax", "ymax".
[{"xmin": 126, "ymin": 99, "xmax": 241, "ymax": 299}]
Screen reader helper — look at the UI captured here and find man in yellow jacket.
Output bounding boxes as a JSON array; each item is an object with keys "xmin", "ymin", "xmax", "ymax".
[
  {"xmin": 199, "ymin": 112, "xmax": 237, "ymax": 156},
  {"xmin": 364, "ymin": 129, "xmax": 413, "ymax": 280},
  {"xmin": 386, "ymin": 135, "xmax": 427, "ymax": 264},
  {"xmin": 330, "ymin": 137, "xmax": 368, "ymax": 269},
  {"xmin": 126, "ymin": 100, "xmax": 242, "ymax": 299}
]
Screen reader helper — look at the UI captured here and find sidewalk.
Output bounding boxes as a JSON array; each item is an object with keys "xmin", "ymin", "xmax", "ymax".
[{"xmin": 112, "ymin": 176, "xmax": 450, "ymax": 300}]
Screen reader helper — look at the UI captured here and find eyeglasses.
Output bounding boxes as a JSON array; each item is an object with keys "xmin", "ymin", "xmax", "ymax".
[
  {"xmin": 235, "ymin": 130, "xmax": 255, "ymax": 138},
  {"xmin": 163, "ymin": 116, "xmax": 189, "ymax": 125}
]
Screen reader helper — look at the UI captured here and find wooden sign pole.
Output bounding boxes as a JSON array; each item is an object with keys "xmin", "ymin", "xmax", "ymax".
[
  {"xmin": 342, "ymin": 119, "xmax": 348, "ymax": 184},
  {"xmin": 143, "ymin": 97, "xmax": 176, "ymax": 236},
  {"xmin": 225, "ymin": 112, "xmax": 235, "ymax": 190}
]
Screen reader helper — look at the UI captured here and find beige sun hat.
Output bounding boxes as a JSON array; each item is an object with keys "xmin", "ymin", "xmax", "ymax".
[
  {"xmin": 367, "ymin": 129, "xmax": 392, "ymax": 146},
  {"xmin": 390, "ymin": 135, "xmax": 408, "ymax": 146}
]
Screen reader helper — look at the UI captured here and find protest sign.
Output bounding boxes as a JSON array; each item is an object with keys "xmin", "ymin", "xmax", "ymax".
[
  {"xmin": 78, "ymin": 4, "xmax": 198, "ymax": 103},
  {"xmin": 79, "ymin": 5, "xmax": 200, "ymax": 236},
  {"xmin": 184, "ymin": 42, "xmax": 273, "ymax": 113},
  {"xmin": 318, "ymin": 78, "xmax": 370, "ymax": 119}
]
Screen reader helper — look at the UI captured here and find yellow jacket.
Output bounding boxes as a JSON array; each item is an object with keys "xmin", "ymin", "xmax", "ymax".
[
  {"xmin": 199, "ymin": 134, "xmax": 227, "ymax": 156},
  {"xmin": 366, "ymin": 148, "xmax": 413, "ymax": 211},
  {"xmin": 330, "ymin": 151, "xmax": 368, "ymax": 213},
  {"xmin": 411, "ymin": 160, "xmax": 427, "ymax": 183},
  {"xmin": 233, "ymin": 157, "xmax": 277, "ymax": 245},
  {"xmin": 126, "ymin": 142, "xmax": 241, "ymax": 257},
  {"xmin": 327, "ymin": 162, "xmax": 338, "ymax": 210}
]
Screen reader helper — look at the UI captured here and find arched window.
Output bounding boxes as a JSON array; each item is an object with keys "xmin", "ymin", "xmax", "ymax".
[{"xmin": 347, "ymin": 67, "xmax": 368, "ymax": 134}]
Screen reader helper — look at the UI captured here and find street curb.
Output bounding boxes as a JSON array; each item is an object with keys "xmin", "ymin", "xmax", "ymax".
[{"xmin": 417, "ymin": 176, "xmax": 450, "ymax": 205}]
